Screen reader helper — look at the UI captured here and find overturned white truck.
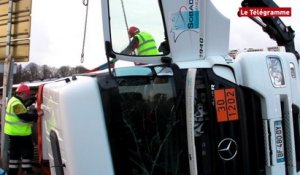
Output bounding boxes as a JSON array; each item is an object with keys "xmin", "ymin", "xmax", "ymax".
[{"xmin": 36, "ymin": 0, "xmax": 300, "ymax": 174}]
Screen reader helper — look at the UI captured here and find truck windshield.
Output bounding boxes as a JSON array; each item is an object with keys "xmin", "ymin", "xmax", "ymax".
[
  {"xmin": 101, "ymin": 73, "xmax": 190, "ymax": 175},
  {"xmin": 108, "ymin": 0, "xmax": 165, "ymax": 55}
]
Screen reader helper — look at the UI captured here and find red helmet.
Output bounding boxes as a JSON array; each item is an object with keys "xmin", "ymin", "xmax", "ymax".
[
  {"xmin": 128, "ymin": 26, "xmax": 140, "ymax": 38},
  {"xmin": 16, "ymin": 84, "xmax": 30, "ymax": 95}
]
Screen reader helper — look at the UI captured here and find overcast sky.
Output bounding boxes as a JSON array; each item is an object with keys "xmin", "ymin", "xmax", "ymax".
[{"xmin": 28, "ymin": 0, "xmax": 300, "ymax": 69}]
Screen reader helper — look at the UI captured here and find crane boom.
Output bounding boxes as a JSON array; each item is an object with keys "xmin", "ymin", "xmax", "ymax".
[{"xmin": 241, "ymin": 0, "xmax": 300, "ymax": 60}]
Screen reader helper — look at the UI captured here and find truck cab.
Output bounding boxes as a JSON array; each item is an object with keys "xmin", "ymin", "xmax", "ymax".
[{"xmin": 37, "ymin": 0, "xmax": 300, "ymax": 174}]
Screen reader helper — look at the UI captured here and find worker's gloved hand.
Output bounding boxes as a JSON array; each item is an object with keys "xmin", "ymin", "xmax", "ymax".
[
  {"xmin": 37, "ymin": 110, "xmax": 44, "ymax": 117},
  {"xmin": 158, "ymin": 40, "xmax": 169, "ymax": 55},
  {"xmin": 25, "ymin": 96, "xmax": 37, "ymax": 107},
  {"xmin": 28, "ymin": 105, "xmax": 37, "ymax": 115},
  {"xmin": 27, "ymin": 105, "xmax": 39, "ymax": 122}
]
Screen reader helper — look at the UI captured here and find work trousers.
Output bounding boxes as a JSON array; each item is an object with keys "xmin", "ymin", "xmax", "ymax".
[{"xmin": 8, "ymin": 135, "xmax": 34, "ymax": 175}]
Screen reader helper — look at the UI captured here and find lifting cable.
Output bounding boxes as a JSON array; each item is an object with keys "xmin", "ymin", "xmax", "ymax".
[
  {"xmin": 120, "ymin": 0, "xmax": 137, "ymax": 57},
  {"xmin": 80, "ymin": 0, "xmax": 89, "ymax": 63},
  {"xmin": 120, "ymin": 0, "xmax": 130, "ymax": 43}
]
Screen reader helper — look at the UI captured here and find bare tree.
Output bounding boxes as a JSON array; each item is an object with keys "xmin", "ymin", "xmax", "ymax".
[
  {"xmin": 14, "ymin": 64, "xmax": 23, "ymax": 83},
  {"xmin": 41, "ymin": 65, "xmax": 55, "ymax": 80},
  {"xmin": 57, "ymin": 66, "xmax": 71, "ymax": 78},
  {"xmin": 21, "ymin": 63, "xmax": 40, "ymax": 81},
  {"xmin": 9, "ymin": 63, "xmax": 89, "ymax": 84},
  {"xmin": 71, "ymin": 66, "xmax": 88, "ymax": 74},
  {"xmin": 29, "ymin": 63, "xmax": 40, "ymax": 80},
  {"xmin": 21, "ymin": 67, "xmax": 32, "ymax": 82}
]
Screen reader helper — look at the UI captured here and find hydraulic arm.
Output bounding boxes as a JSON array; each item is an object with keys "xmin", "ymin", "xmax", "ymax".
[{"xmin": 241, "ymin": 0, "xmax": 300, "ymax": 60}]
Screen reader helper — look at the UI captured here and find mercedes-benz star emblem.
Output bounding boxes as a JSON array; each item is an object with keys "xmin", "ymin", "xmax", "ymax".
[{"xmin": 217, "ymin": 138, "xmax": 238, "ymax": 161}]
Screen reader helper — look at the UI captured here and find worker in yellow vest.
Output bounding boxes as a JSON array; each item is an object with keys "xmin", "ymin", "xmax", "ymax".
[
  {"xmin": 4, "ymin": 84, "xmax": 41, "ymax": 175},
  {"xmin": 121, "ymin": 26, "xmax": 160, "ymax": 56}
]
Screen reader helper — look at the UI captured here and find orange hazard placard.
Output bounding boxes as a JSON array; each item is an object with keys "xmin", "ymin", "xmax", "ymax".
[{"xmin": 214, "ymin": 88, "xmax": 239, "ymax": 122}]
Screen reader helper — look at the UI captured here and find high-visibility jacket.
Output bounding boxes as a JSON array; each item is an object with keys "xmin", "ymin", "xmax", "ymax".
[
  {"xmin": 135, "ymin": 32, "xmax": 159, "ymax": 55},
  {"xmin": 4, "ymin": 96, "xmax": 32, "ymax": 136}
]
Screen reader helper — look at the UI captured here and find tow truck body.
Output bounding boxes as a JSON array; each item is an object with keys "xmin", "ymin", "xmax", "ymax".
[{"xmin": 34, "ymin": 0, "xmax": 300, "ymax": 174}]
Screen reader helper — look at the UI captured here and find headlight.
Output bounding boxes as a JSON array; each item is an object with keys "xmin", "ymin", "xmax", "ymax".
[
  {"xmin": 289, "ymin": 62, "xmax": 296, "ymax": 78},
  {"xmin": 266, "ymin": 56, "xmax": 285, "ymax": 87}
]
